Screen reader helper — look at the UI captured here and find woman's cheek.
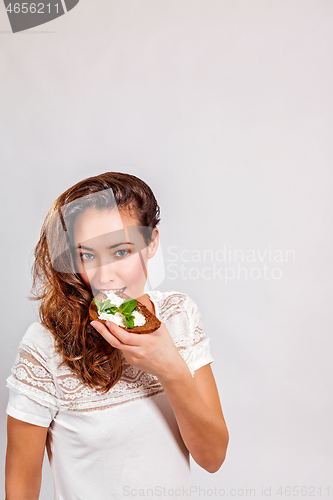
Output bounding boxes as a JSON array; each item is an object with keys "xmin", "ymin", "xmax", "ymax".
[{"xmin": 122, "ymin": 254, "xmax": 147, "ymax": 281}]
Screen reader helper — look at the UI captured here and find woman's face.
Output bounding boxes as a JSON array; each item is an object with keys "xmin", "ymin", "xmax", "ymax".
[{"xmin": 73, "ymin": 207, "xmax": 158, "ymax": 299}]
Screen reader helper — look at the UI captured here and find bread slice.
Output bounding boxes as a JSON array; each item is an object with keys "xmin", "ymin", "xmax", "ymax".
[{"xmin": 89, "ymin": 291, "xmax": 161, "ymax": 334}]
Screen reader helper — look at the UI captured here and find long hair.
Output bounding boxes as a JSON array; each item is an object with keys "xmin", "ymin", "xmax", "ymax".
[{"xmin": 30, "ymin": 172, "xmax": 161, "ymax": 392}]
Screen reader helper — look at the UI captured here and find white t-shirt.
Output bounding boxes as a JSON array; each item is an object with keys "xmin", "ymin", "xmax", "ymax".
[{"xmin": 6, "ymin": 291, "xmax": 214, "ymax": 500}]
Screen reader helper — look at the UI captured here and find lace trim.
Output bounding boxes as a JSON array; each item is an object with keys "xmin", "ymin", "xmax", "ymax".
[
  {"xmin": 56, "ymin": 356, "xmax": 164, "ymax": 411},
  {"xmin": 179, "ymin": 338, "xmax": 211, "ymax": 375},
  {"xmin": 8, "ymin": 292, "xmax": 210, "ymax": 412},
  {"xmin": 7, "ymin": 349, "xmax": 59, "ymax": 409},
  {"xmin": 7, "ymin": 349, "xmax": 165, "ymax": 412}
]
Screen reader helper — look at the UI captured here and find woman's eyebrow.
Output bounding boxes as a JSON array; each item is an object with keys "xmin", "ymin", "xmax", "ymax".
[{"xmin": 75, "ymin": 242, "xmax": 135, "ymax": 251}]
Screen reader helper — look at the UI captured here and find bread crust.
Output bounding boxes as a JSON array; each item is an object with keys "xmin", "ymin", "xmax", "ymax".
[{"xmin": 89, "ymin": 292, "xmax": 161, "ymax": 334}]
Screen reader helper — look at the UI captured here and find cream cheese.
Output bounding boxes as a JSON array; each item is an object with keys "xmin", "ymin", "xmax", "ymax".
[{"xmin": 97, "ymin": 291, "xmax": 146, "ymax": 327}]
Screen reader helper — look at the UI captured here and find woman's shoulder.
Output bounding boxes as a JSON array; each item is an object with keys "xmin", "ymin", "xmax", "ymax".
[
  {"xmin": 148, "ymin": 290, "xmax": 199, "ymax": 314},
  {"xmin": 19, "ymin": 322, "xmax": 57, "ymax": 357}
]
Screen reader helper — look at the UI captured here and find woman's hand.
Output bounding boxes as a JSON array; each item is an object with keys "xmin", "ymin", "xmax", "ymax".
[{"xmin": 90, "ymin": 320, "xmax": 188, "ymax": 382}]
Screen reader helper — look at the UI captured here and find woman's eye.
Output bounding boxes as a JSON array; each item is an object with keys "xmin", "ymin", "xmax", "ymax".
[
  {"xmin": 115, "ymin": 249, "xmax": 130, "ymax": 258},
  {"xmin": 80, "ymin": 253, "xmax": 94, "ymax": 261}
]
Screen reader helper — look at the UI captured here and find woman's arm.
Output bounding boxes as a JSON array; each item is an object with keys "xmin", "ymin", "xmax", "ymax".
[
  {"xmin": 91, "ymin": 320, "xmax": 229, "ymax": 473},
  {"xmin": 158, "ymin": 362, "xmax": 229, "ymax": 473},
  {"xmin": 5, "ymin": 416, "xmax": 48, "ymax": 500}
]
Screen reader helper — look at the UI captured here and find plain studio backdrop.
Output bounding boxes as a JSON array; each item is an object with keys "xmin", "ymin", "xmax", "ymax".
[{"xmin": 0, "ymin": 1, "xmax": 332, "ymax": 499}]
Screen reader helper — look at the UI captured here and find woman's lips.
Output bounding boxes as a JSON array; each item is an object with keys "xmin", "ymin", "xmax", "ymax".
[{"xmin": 96, "ymin": 287, "xmax": 126, "ymax": 293}]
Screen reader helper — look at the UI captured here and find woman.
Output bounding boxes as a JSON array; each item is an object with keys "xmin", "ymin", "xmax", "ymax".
[{"xmin": 5, "ymin": 172, "xmax": 229, "ymax": 499}]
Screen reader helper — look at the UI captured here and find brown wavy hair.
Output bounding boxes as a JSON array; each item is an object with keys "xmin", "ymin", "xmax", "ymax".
[{"xmin": 30, "ymin": 172, "xmax": 161, "ymax": 392}]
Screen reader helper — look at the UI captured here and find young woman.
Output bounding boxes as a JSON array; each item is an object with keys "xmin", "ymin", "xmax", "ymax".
[{"xmin": 5, "ymin": 172, "xmax": 229, "ymax": 500}]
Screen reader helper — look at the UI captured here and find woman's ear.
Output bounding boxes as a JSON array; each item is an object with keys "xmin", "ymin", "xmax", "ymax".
[{"xmin": 147, "ymin": 228, "xmax": 159, "ymax": 259}]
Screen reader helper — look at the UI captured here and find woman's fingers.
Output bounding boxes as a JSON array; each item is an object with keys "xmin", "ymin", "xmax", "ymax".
[
  {"xmin": 90, "ymin": 321, "xmax": 122, "ymax": 348},
  {"xmin": 90, "ymin": 320, "xmax": 141, "ymax": 347},
  {"xmin": 105, "ymin": 321, "xmax": 144, "ymax": 346}
]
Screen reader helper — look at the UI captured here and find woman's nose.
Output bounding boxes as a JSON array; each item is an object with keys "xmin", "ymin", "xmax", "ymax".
[{"xmin": 94, "ymin": 261, "xmax": 118, "ymax": 285}]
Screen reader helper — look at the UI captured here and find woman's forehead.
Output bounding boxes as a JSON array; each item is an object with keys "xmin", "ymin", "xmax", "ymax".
[{"xmin": 73, "ymin": 208, "xmax": 140, "ymax": 243}]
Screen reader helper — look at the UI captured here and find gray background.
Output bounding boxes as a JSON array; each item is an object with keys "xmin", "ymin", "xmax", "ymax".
[{"xmin": 1, "ymin": 1, "xmax": 332, "ymax": 498}]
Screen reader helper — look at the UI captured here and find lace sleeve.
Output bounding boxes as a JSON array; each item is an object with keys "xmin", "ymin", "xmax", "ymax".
[
  {"xmin": 6, "ymin": 345, "xmax": 59, "ymax": 411},
  {"xmin": 158, "ymin": 292, "xmax": 214, "ymax": 376},
  {"xmin": 182, "ymin": 295, "xmax": 214, "ymax": 375}
]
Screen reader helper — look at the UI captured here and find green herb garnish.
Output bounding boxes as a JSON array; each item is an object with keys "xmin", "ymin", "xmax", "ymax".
[
  {"xmin": 93, "ymin": 297, "xmax": 138, "ymax": 328},
  {"xmin": 119, "ymin": 299, "xmax": 137, "ymax": 315}
]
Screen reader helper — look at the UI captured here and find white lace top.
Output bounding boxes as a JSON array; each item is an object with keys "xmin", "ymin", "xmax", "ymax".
[{"xmin": 6, "ymin": 291, "xmax": 213, "ymax": 500}]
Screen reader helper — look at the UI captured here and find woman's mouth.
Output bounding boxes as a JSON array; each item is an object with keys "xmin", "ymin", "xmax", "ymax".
[{"xmin": 97, "ymin": 287, "xmax": 126, "ymax": 293}]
